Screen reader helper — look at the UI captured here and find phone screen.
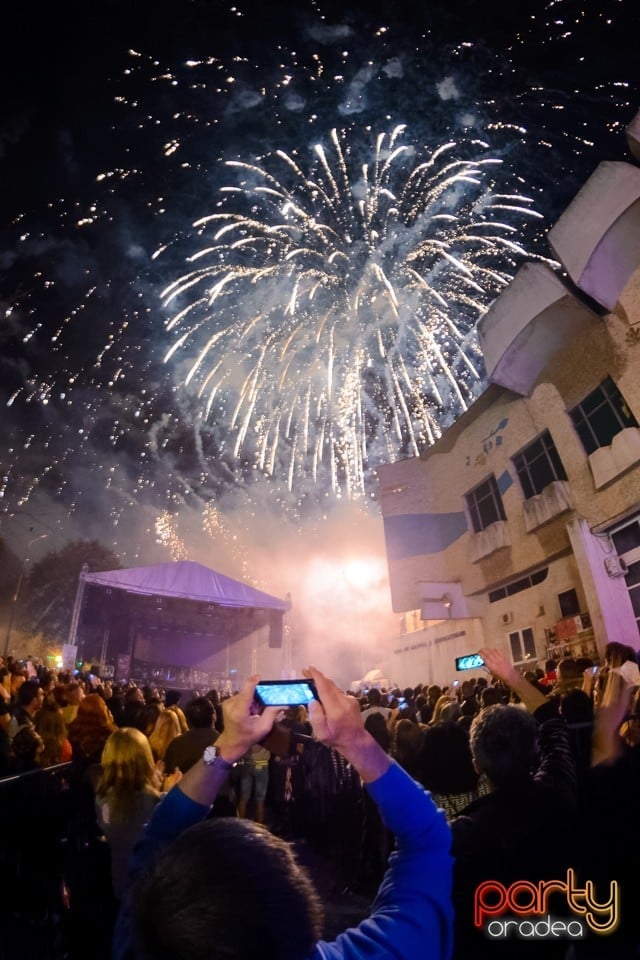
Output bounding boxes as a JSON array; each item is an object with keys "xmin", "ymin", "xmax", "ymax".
[
  {"xmin": 255, "ymin": 680, "xmax": 318, "ymax": 707},
  {"xmin": 455, "ymin": 653, "xmax": 485, "ymax": 672}
]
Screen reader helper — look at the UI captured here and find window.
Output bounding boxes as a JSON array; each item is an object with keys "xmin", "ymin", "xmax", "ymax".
[
  {"xmin": 558, "ymin": 588, "xmax": 580, "ymax": 618},
  {"xmin": 610, "ymin": 517, "xmax": 640, "ymax": 557},
  {"xmin": 513, "ymin": 430, "xmax": 567, "ymax": 499},
  {"xmin": 609, "ymin": 514, "xmax": 640, "ymax": 636},
  {"xmin": 569, "ymin": 377, "xmax": 638, "ymax": 455},
  {"xmin": 488, "ymin": 567, "xmax": 548, "ymax": 603},
  {"xmin": 465, "ymin": 475, "xmax": 506, "ymax": 534},
  {"xmin": 509, "ymin": 627, "xmax": 536, "ymax": 665}
]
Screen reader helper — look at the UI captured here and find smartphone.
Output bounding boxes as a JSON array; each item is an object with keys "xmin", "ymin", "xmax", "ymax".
[
  {"xmin": 452, "ymin": 680, "xmax": 460, "ymax": 687},
  {"xmin": 591, "ymin": 666, "xmax": 598, "ymax": 675},
  {"xmin": 455, "ymin": 653, "xmax": 484, "ymax": 672},
  {"xmin": 255, "ymin": 679, "xmax": 319, "ymax": 707},
  {"xmin": 397, "ymin": 697, "xmax": 407, "ymax": 708}
]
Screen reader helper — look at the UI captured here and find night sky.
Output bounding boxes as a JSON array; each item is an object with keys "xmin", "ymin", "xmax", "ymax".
[{"xmin": 1, "ymin": 0, "xmax": 638, "ymax": 579}]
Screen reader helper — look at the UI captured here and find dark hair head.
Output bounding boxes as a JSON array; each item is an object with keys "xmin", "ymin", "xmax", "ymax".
[
  {"xmin": 164, "ymin": 689, "xmax": 182, "ymax": 709},
  {"xmin": 414, "ymin": 694, "xmax": 427, "ymax": 713},
  {"xmin": 460, "ymin": 679, "xmax": 475, "ymax": 700},
  {"xmin": 185, "ymin": 697, "xmax": 215, "ymax": 730},
  {"xmin": 12, "ymin": 725, "xmax": 43, "ymax": 770},
  {"xmin": 367, "ymin": 688, "xmax": 382, "ymax": 707},
  {"xmin": 545, "ymin": 660, "xmax": 557, "ymax": 672},
  {"xmin": 604, "ymin": 641, "xmax": 636, "ymax": 667},
  {"xmin": 125, "ymin": 687, "xmax": 145, "ymax": 704},
  {"xmin": 469, "ymin": 705, "xmax": 537, "ymax": 788},
  {"xmin": 480, "ymin": 686, "xmax": 501, "ymax": 708},
  {"xmin": 132, "ymin": 818, "xmax": 322, "ymax": 960},
  {"xmin": 364, "ymin": 711, "xmax": 391, "ymax": 752},
  {"xmin": 559, "ymin": 689, "xmax": 594, "ymax": 725},
  {"xmin": 417, "ymin": 721, "xmax": 478, "ymax": 794},
  {"xmin": 18, "ymin": 680, "xmax": 41, "ymax": 708},
  {"xmin": 142, "ymin": 685, "xmax": 157, "ymax": 703},
  {"xmin": 392, "ymin": 719, "xmax": 424, "ymax": 778},
  {"xmin": 460, "ymin": 696, "xmax": 478, "ymax": 718},
  {"xmin": 575, "ymin": 658, "xmax": 593, "ymax": 674}
]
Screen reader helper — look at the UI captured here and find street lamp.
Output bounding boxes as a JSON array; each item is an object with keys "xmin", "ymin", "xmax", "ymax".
[{"xmin": 3, "ymin": 533, "xmax": 48, "ymax": 658}]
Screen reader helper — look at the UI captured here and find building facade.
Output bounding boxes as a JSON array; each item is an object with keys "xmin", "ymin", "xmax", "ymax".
[{"xmin": 378, "ymin": 112, "xmax": 640, "ymax": 687}]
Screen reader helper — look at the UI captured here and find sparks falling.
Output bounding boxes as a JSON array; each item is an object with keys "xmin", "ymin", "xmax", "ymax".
[
  {"xmin": 162, "ymin": 126, "xmax": 552, "ymax": 498},
  {"xmin": 1, "ymin": 0, "xmax": 636, "ymax": 545}
]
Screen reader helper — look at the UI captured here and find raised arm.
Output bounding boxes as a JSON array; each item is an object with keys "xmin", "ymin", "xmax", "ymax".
[
  {"xmin": 591, "ymin": 671, "xmax": 634, "ymax": 767},
  {"xmin": 478, "ymin": 647, "xmax": 548, "ymax": 712},
  {"xmin": 305, "ymin": 666, "xmax": 453, "ymax": 960},
  {"xmin": 305, "ymin": 665, "xmax": 391, "ymax": 782}
]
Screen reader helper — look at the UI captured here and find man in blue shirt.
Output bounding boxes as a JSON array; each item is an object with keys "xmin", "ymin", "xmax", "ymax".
[{"xmin": 113, "ymin": 666, "xmax": 453, "ymax": 960}]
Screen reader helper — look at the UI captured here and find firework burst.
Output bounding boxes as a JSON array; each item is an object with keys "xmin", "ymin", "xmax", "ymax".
[
  {"xmin": 162, "ymin": 126, "xmax": 553, "ymax": 498},
  {"xmin": 1, "ymin": 0, "xmax": 636, "ymax": 544}
]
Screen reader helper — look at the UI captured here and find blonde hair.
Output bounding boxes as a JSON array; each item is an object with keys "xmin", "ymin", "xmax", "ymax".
[
  {"xmin": 291, "ymin": 705, "xmax": 309, "ymax": 724},
  {"xmin": 97, "ymin": 727, "xmax": 158, "ymax": 822},
  {"xmin": 148, "ymin": 710, "xmax": 181, "ymax": 762},
  {"xmin": 430, "ymin": 695, "xmax": 456, "ymax": 725},
  {"xmin": 166, "ymin": 703, "xmax": 188, "ymax": 734}
]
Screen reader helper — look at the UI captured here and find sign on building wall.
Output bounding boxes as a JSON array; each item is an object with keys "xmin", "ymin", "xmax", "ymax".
[{"xmin": 391, "ymin": 619, "xmax": 486, "ymax": 687}]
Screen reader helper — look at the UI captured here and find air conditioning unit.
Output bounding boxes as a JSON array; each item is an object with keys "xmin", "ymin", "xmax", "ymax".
[
  {"xmin": 501, "ymin": 612, "xmax": 513, "ymax": 625},
  {"xmin": 604, "ymin": 555, "xmax": 629, "ymax": 578}
]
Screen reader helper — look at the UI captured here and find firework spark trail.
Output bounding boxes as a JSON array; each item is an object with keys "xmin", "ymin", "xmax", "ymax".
[
  {"xmin": 0, "ymin": 2, "xmax": 636, "ymax": 543},
  {"xmin": 162, "ymin": 126, "xmax": 556, "ymax": 497}
]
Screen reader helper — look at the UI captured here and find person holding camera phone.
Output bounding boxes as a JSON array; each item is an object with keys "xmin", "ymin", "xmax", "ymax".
[{"xmin": 113, "ymin": 667, "xmax": 453, "ymax": 960}]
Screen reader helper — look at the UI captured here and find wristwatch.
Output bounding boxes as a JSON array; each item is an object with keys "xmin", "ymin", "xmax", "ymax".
[{"xmin": 202, "ymin": 744, "xmax": 237, "ymax": 771}]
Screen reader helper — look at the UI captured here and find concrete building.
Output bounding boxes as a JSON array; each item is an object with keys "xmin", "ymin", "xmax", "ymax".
[{"xmin": 377, "ymin": 112, "xmax": 640, "ymax": 687}]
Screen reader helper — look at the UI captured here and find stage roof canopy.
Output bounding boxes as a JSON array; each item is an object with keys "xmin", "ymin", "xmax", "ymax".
[{"xmin": 83, "ymin": 560, "xmax": 289, "ymax": 611}]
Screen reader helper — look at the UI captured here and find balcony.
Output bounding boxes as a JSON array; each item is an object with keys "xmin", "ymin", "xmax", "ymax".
[
  {"xmin": 468, "ymin": 520, "xmax": 511, "ymax": 563},
  {"xmin": 588, "ymin": 427, "xmax": 640, "ymax": 489},
  {"xmin": 523, "ymin": 480, "xmax": 573, "ymax": 533}
]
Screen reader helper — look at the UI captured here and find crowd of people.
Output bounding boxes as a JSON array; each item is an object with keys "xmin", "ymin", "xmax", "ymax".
[{"xmin": 1, "ymin": 640, "xmax": 639, "ymax": 960}]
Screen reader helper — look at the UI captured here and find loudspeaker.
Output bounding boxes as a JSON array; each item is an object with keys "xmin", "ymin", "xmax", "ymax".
[{"xmin": 268, "ymin": 610, "xmax": 284, "ymax": 648}]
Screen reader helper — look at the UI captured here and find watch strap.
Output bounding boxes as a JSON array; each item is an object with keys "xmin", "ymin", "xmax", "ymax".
[{"xmin": 203, "ymin": 744, "xmax": 236, "ymax": 770}]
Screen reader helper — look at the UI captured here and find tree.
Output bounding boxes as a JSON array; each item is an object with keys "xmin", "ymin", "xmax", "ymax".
[
  {"xmin": 0, "ymin": 538, "xmax": 22, "ymax": 604},
  {"xmin": 21, "ymin": 540, "xmax": 121, "ymax": 643}
]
